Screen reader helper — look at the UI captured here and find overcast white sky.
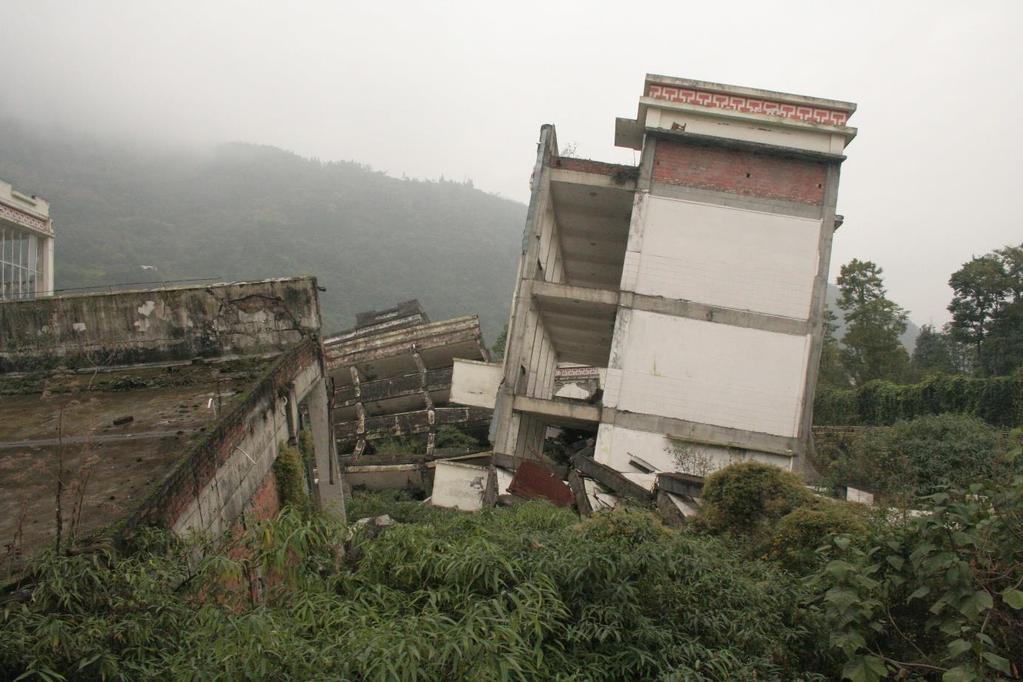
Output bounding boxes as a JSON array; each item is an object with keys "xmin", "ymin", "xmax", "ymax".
[{"xmin": 1, "ymin": 0, "xmax": 1020, "ymax": 326}]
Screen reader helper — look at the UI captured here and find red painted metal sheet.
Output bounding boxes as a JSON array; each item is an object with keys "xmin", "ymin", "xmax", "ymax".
[{"xmin": 507, "ymin": 460, "xmax": 575, "ymax": 508}]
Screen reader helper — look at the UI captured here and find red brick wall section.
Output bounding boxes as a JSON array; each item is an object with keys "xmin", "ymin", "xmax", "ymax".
[
  {"xmin": 246, "ymin": 468, "xmax": 281, "ymax": 521},
  {"xmin": 652, "ymin": 139, "xmax": 826, "ymax": 205}
]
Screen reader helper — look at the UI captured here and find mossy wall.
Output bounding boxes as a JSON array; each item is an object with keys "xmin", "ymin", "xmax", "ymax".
[{"xmin": 0, "ymin": 277, "xmax": 321, "ymax": 372}]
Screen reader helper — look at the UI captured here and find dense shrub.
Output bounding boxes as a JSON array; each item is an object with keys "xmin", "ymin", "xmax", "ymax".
[
  {"xmin": 813, "ymin": 476, "xmax": 1023, "ymax": 681},
  {"xmin": 814, "ymin": 414, "xmax": 1001, "ymax": 500},
  {"xmin": 698, "ymin": 461, "xmax": 812, "ymax": 535},
  {"xmin": 0, "ymin": 501, "xmax": 835, "ymax": 681},
  {"xmin": 768, "ymin": 502, "xmax": 869, "ymax": 573},
  {"xmin": 814, "ymin": 375, "xmax": 1023, "ymax": 428}
]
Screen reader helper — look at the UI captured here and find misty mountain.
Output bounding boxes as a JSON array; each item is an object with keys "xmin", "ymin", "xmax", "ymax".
[{"xmin": 0, "ymin": 119, "xmax": 525, "ymax": 339}]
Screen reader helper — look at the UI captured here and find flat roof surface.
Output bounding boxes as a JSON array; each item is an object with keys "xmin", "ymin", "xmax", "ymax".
[{"xmin": 0, "ymin": 358, "xmax": 272, "ymax": 576}]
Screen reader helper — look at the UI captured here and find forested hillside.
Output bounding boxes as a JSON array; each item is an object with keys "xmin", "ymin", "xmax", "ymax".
[{"xmin": 0, "ymin": 119, "xmax": 525, "ymax": 337}]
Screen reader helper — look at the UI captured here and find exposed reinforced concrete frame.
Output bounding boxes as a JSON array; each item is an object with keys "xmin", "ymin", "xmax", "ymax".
[
  {"xmin": 454, "ymin": 74, "xmax": 856, "ymax": 479},
  {"xmin": 323, "ymin": 301, "xmax": 491, "ymax": 457}
]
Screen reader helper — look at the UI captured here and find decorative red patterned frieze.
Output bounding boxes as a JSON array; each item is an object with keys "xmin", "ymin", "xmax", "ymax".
[
  {"xmin": 647, "ymin": 84, "xmax": 850, "ymax": 127},
  {"xmin": 652, "ymin": 139, "xmax": 827, "ymax": 205},
  {"xmin": 0, "ymin": 201, "xmax": 51, "ymax": 234}
]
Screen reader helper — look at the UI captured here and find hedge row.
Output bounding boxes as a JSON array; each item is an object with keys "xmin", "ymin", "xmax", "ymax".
[{"xmin": 814, "ymin": 374, "xmax": 1023, "ymax": 427}]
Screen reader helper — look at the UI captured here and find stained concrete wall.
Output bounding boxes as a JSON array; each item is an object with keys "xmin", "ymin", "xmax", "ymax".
[
  {"xmin": 127, "ymin": 339, "xmax": 345, "ymax": 540},
  {"xmin": 606, "ymin": 309, "xmax": 810, "ymax": 438},
  {"xmin": 593, "ymin": 422, "xmax": 792, "ymax": 476},
  {"xmin": 623, "ymin": 196, "xmax": 822, "ymax": 320},
  {"xmin": 451, "ymin": 359, "xmax": 502, "ymax": 409},
  {"xmin": 0, "ymin": 277, "xmax": 321, "ymax": 372}
]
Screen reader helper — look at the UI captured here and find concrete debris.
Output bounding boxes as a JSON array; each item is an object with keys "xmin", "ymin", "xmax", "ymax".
[
  {"xmin": 571, "ymin": 452, "xmax": 655, "ymax": 505},
  {"xmin": 430, "ymin": 460, "xmax": 488, "ymax": 511}
]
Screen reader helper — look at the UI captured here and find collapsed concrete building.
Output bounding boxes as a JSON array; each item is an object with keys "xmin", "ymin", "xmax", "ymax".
[
  {"xmin": 452, "ymin": 74, "xmax": 857, "ymax": 485},
  {"xmin": 1, "ymin": 179, "xmax": 54, "ymax": 301},
  {"xmin": 0, "ymin": 277, "xmax": 345, "ymax": 577},
  {"xmin": 323, "ymin": 300, "xmax": 491, "ymax": 461}
]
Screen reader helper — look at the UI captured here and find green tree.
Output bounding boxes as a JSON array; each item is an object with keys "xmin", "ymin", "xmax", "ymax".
[
  {"xmin": 818, "ymin": 307, "xmax": 850, "ymax": 388},
  {"xmin": 948, "ymin": 243, "xmax": 1023, "ymax": 376},
  {"xmin": 910, "ymin": 324, "xmax": 955, "ymax": 376},
  {"xmin": 836, "ymin": 259, "xmax": 910, "ymax": 384},
  {"xmin": 948, "ymin": 254, "xmax": 1009, "ymax": 375}
]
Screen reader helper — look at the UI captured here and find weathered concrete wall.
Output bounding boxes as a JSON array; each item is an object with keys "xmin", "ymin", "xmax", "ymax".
[
  {"xmin": 0, "ymin": 277, "xmax": 321, "ymax": 372},
  {"xmin": 624, "ymin": 196, "xmax": 822, "ymax": 320},
  {"xmin": 606, "ymin": 310, "xmax": 811, "ymax": 438},
  {"xmin": 124, "ymin": 339, "xmax": 345, "ymax": 540},
  {"xmin": 451, "ymin": 359, "xmax": 502, "ymax": 409},
  {"xmin": 593, "ymin": 422, "xmax": 792, "ymax": 476}
]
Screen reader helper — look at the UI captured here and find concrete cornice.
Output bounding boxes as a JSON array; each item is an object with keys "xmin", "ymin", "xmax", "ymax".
[
  {"xmin": 638, "ymin": 97, "xmax": 858, "ymax": 142},
  {"xmin": 645, "ymin": 74, "xmax": 857, "ymax": 113}
]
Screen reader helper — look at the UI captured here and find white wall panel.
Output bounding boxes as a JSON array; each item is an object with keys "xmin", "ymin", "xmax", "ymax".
[
  {"xmin": 631, "ymin": 196, "xmax": 821, "ymax": 320},
  {"xmin": 616, "ymin": 311, "xmax": 810, "ymax": 437},
  {"xmin": 594, "ymin": 423, "xmax": 793, "ymax": 475}
]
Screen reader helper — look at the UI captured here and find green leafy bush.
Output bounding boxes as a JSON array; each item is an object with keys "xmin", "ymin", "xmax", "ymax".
[
  {"xmin": 815, "ymin": 414, "xmax": 1001, "ymax": 501},
  {"xmin": 698, "ymin": 461, "xmax": 812, "ymax": 536},
  {"xmin": 812, "ymin": 476, "xmax": 1023, "ymax": 681},
  {"xmin": 272, "ymin": 442, "xmax": 307, "ymax": 508},
  {"xmin": 814, "ymin": 375, "xmax": 1023, "ymax": 428},
  {"xmin": 769, "ymin": 502, "xmax": 869, "ymax": 573}
]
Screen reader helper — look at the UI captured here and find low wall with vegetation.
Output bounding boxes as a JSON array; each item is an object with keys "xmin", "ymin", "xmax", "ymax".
[{"xmin": 813, "ymin": 375, "xmax": 1023, "ymax": 428}]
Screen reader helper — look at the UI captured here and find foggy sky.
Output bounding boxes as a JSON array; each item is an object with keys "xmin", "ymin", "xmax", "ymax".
[{"xmin": 1, "ymin": 0, "xmax": 1021, "ymax": 327}]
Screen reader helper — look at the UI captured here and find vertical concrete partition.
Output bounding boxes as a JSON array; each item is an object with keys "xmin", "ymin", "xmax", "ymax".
[{"xmin": 480, "ymin": 74, "xmax": 857, "ymax": 478}]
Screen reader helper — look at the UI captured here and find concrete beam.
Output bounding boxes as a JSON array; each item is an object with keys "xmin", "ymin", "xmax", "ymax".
[
  {"xmin": 571, "ymin": 453, "xmax": 654, "ymax": 504},
  {"xmin": 512, "ymin": 395, "xmax": 601, "ymax": 425},
  {"xmin": 334, "ymin": 367, "xmax": 452, "ymax": 408},
  {"xmin": 604, "ymin": 408, "xmax": 802, "ymax": 457}
]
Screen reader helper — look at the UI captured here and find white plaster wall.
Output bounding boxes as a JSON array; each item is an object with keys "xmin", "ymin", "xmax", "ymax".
[
  {"xmin": 450, "ymin": 359, "xmax": 502, "ymax": 409},
  {"xmin": 594, "ymin": 423, "xmax": 793, "ymax": 474},
  {"xmin": 628, "ymin": 196, "xmax": 821, "ymax": 320},
  {"xmin": 611, "ymin": 310, "xmax": 810, "ymax": 438}
]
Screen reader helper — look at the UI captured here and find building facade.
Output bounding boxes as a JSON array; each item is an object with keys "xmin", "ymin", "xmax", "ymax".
[
  {"xmin": 0, "ymin": 179, "xmax": 54, "ymax": 300},
  {"xmin": 454, "ymin": 75, "xmax": 856, "ymax": 478}
]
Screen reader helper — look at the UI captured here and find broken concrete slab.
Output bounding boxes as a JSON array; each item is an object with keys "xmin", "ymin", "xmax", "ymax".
[
  {"xmin": 566, "ymin": 469, "xmax": 592, "ymax": 516},
  {"xmin": 571, "ymin": 452, "xmax": 654, "ymax": 505},
  {"xmin": 656, "ymin": 491, "xmax": 700, "ymax": 527},
  {"xmin": 430, "ymin": 460, "xmax": 488, "ymax": 511},
  {"xmin": 655, "ymin": 472, "xmax": 704, "ymax": 498}
]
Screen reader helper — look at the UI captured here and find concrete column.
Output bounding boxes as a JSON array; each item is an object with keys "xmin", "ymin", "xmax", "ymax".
[
  {"xmin": 306, "ymin": 377, "xmax": 346, "ymax": 520},
  {"xmin": 349, "ymin": 366, "xmax": 366, "ymax": 458},
  {"xmin": 411, "ymin": 347, "xmax": 436, "ymax": 455},
  {"xmin": 42, "ymin": 236, "xmax": 54, "ymax": 296}
]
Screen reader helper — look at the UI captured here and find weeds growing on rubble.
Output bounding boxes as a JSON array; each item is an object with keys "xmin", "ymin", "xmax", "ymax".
[{"xmin": 3, "ymin": 469, "xmax": 1022, "ymax": 681}]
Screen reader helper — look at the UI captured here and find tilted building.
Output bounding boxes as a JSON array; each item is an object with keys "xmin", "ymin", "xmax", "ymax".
[
  {"xmin": 323, "ymin": 301, "xmax": 491, "ymax": 459},
  {"xmin": 453, "ymin": 74, "xmax": 856, "ymax": 478},
  {"xmin": 1, "ymin": 179, "xmax": 54, "ymax": 300}
]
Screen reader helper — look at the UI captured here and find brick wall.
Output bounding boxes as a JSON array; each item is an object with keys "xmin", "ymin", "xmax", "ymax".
[{"xmin": 652, "ymin": 139, "xmax": 827, "ymax": 205}]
